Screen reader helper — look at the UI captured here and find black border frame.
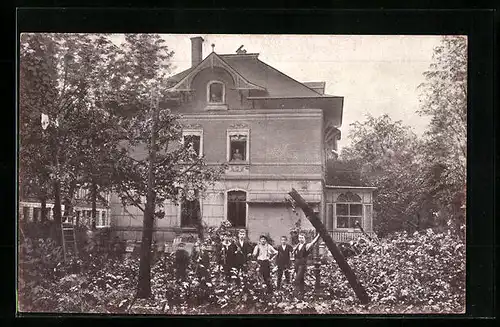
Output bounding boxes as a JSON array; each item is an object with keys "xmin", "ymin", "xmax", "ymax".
[{"xmin": 3, "ymin": 4, "xmax": 496, "ymax": 325}]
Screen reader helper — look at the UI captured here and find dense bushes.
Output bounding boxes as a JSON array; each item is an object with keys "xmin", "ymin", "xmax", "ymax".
[{"xmin": 18, "ymin": 225, "xmax": 465, "ymax": 314}]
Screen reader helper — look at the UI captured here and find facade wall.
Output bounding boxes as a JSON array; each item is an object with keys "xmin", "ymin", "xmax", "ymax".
[
  {"xmin": 182, "ymin": 110, "xmax": 323, "ymax": 167},
  {"xmin": 111, "ymin": 178, "xmax": 323, "ymax": 243}
]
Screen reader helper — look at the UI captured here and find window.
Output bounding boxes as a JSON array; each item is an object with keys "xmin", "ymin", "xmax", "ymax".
[
  {"xmin": 181, "ymin": 192, "xmax": 201, "ymax": 227},
  {"xmin": 227, "ymin": 130, "xmax": 249, "ymax": 162},
  {"xmin": 227, "ymin": 190, "xmax": 246, "ymax": 227},
  {"xmin": 96, "ymin": 210, "xmax": 109, "ymax": 227},
  {"xmin": 207, "ymin": 81, "xmax": 225, "ymax": 104},
  {"xmin": 22, "ymin": 207, "xmax": 30, "ymax": 221},
  {"xmin": 184, "ymin": 135, "xmax": 201, "ymax": 156},
  {"xmin": 182, "ymin": 130, "xmax": 203, "ymax": 157},
  {"xmin": 335, "ymin": 192, "xmax": 362, "ymax": 229}
]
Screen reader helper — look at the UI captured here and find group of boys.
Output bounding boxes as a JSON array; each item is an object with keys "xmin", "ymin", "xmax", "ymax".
[{"xmin": 174, "ymin": 228, "xmax": 321, "ymax": 296}]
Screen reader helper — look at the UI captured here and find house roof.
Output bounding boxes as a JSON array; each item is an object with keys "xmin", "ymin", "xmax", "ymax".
[
  {"xmin": 167, "ymin": 52, "xmax": 338, "ymax": 99},
  {"xmin": 303, "ymin": 82, "xmax": 326, "ymax": 95}
]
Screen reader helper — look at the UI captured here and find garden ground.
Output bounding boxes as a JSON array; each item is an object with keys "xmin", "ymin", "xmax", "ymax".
[{"xmin": 17, "ymin": 225, "xmax": 465, "ymax": 315}]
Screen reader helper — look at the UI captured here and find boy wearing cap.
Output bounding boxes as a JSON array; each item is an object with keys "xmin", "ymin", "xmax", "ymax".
[{"xmin": 252, "ymin": 235, "xmax": 278, "ymax": 294}]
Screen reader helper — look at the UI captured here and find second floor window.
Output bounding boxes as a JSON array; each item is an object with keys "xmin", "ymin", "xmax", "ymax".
[
  {"xmin": 207, "ymin": 81, "xmax": 225, "ymax": 104},
  {"xmin": 227, "ymin": 130, "xmax": 249, "ymax": 162},
  {"xmin": 182, "ymin": 129, "xmax": 203, "ymax": 158},
  {"xmin": 184, "ymin": 135, "xmax": 201, "ymax": 157}
]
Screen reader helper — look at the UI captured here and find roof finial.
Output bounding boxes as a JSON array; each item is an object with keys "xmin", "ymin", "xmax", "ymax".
[{"xmin": 211, "ymin": 44, "xmax": 215, "ymax": 52}]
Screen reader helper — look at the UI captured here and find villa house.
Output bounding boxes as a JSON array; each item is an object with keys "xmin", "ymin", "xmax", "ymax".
[{"xmin": 110, "ymin": 36, "xmax": 376, "ymax": 244}]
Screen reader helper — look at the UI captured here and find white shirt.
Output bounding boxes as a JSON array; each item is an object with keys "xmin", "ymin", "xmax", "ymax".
[{"xmin": 253, "ymin": 243, "xmax": 278, "ymax": 261}]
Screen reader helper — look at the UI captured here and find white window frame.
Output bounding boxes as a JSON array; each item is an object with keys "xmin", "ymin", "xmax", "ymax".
[
  {"xmin": 182, "ymin": 129, "xmax": 204, "ymax": 158},
  {"xmin": 334, "ymin": 192, "xmax": 363, "ymax": 231},
  {"xmin": 207, "ymin": 80, "xmax": 226, "ymax": 104},
  {"xmin": 227, "ymin": 129, "xmax": 250, "ymax": 163}
]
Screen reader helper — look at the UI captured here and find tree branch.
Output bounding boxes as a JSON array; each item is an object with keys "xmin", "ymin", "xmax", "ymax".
[{"xmin": 121, "ymin": 188, "xmax": 145, "ymax": 213}]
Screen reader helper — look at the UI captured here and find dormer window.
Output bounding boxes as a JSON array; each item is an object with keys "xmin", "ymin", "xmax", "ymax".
[{"xmin": 207, "ymin": 81, "xmax": 225, "ymax": 104}]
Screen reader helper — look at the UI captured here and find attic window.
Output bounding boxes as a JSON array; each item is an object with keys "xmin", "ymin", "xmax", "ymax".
[{"xmin": 207, "ymin": 81, "xmax": 225, "ymax": 104}]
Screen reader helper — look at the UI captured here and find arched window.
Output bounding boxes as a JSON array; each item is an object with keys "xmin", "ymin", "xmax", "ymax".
[
  {"xmin": 227, "ymin": 190, "xmax": 246, "ymax": 227},
  {"xmin": 207, "ymin": 81, "xmax": 225, "ymax": 104},
  {"xmin": 336, "ymin": 192, "xmax": 362, "ymax": 229}
]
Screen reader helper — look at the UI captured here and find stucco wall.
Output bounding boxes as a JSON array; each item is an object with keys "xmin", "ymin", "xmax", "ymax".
[
  {"xmin": 247, "ymin": 204, "xmax": 314, "ymax": 244},
  {"xmin": 111, "ymin": 179, "xmax": 323, "ymax": 242},
  {"xmin": 181, "ymin": 111, "xmax": 323, "ymax": 167}
]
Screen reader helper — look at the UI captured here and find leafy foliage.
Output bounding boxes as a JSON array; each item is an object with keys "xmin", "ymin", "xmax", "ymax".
[
  {"xmin": 341, "ymin": 114, "xmax": 430, "ymax": 236},
  {"xmin": 417, "ymin": 36, "xmax": 467, "ymax": 226},
  {"xmin": 340, "ymin": 36, "xmax": 467, "ymax": 237},
  {"xmin": 18, "ymin": 224, "xmax": 464, "ymax": 314}
]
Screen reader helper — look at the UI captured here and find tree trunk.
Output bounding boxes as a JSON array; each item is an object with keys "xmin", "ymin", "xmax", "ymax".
[
  {"xmin": 40, "ymin": 196, "xmax": 47, "ymax": 223},
  {"xmin": 53, "ymin": 180, "xmax": 62, "ymax": 245},
  {"xmin": 91, "ymin": 181, "xmax": 97, "ymax": 230},
  {"xmin": 137, "ymin": 91, "xmax": 159, "ymax": 299}
]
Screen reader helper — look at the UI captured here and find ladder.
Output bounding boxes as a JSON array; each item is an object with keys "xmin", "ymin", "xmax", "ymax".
[{"xmin": 61, "ymin": 218, "xmax": 78, "ymax": 261}]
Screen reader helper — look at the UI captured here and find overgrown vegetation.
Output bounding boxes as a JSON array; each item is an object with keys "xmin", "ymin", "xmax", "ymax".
[{"xmin": 18, "ymin": 222, "xmax": 465, "ymax": 314}]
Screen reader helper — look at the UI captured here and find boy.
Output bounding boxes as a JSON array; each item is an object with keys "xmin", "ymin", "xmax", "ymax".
[
  {"xmin": 174, "ymin": 242, "xmax": 190, "ymax": 282},
  {"xmin": 275, "ymin": 235, "xmax": 293, "ymax": 289},
  {"xmin": 252, "ymin": 235, "xmax": 278, "ymax": 294},
  {"xmin": 228, "ymin": 229, "xmax": 253, "ymax": 285},
  {"xmin": 220, "ymin": 233, "xmax": 233, "ymax": 282},
  {"xmin": 293, "ymin": 232, "xmax": 321, "ymax": 296},
  {"xmin": 192, "ymin": 241, "xmax": 210, "ymax": 280}
]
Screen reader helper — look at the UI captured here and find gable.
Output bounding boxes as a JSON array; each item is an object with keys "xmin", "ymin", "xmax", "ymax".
[{"xmin": 167, "ymin": 52, "xmax": 265, "ymax": 92}]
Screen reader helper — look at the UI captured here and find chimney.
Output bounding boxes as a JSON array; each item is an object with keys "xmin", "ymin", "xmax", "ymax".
[{"xmin": 190, "ymin": 36, "xmax": 204, "ymax": 67}]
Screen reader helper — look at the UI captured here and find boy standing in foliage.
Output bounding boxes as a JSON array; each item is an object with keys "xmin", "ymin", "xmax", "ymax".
[
  {"xmin": 228, "ymin": 229, "xmax": 253, "ymax": 285},
  {"xmin": 253, "ymin": 235, "xmax": 278, "ymax": 294},
  {"xmin": 221, "ymin": 233, "xmax": 233, "ymax": 282},
  {"xmin": 275, "ymin": 235, "xmax": 293, "ymax": 289},
  {"xmin": 192, "ymin": 241, "xmax": 210, "ymax": 281},
  {"xmin": 174, "ymin": 242, "xmax": 190, "ymax": 282},
  {"xmin": 293, "ymin": 232, "xmax": 320, "ymax": 297}
]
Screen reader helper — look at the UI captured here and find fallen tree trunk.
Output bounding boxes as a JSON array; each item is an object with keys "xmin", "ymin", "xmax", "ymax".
[{"xmin": 288, "ymin": 188, "xmax": 370, "ymax": 304}]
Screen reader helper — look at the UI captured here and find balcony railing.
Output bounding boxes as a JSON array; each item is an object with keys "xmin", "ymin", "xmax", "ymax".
[{"xmin": 328, "ymin": 230, "xmax": 377, "ymax": 243}]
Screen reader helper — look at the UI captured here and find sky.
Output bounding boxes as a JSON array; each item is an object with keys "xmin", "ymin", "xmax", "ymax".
[{"xmin": 114, "ymin": 34, "xmax": 443, "ymax": 150}]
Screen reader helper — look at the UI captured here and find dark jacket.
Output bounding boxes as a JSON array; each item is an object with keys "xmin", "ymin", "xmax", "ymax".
[
  {"xmin": 275, "ymin": 244, "xmax": 293, "ymax": 268},
  {"xmin": 175, "ymin": 249, "xmax": 190, "ymax": 268},
  {"xmin": 228, "ymin": 240, "xmax": 252, "ymax": 267},
  {"xmin": 293, "ymin": 244, "xmax": 312, "ymax": 267}
]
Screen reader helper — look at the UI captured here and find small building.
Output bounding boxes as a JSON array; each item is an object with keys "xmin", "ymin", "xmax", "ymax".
[{"xmin": 110, "ymin": 36, "xmax": 376, "ymax": 244}]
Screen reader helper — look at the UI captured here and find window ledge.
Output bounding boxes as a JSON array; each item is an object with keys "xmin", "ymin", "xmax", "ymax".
[
  {"xmin": 228, "ymin": 160, "xmax": 249, "ymax": 165},
  {"xmin": 205, "ymin": 104, "xmax": 228, "ymax": 111}
]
